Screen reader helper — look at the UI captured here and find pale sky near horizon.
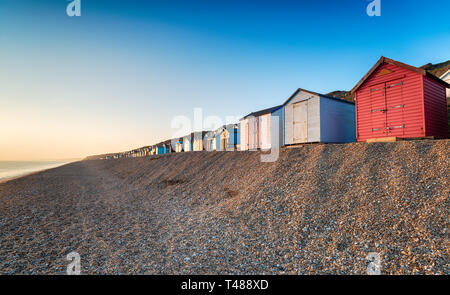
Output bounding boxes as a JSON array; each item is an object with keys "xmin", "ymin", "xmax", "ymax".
[{"xmin": 0, "ymin": 0, "xmax": 449, "ymax": 161}]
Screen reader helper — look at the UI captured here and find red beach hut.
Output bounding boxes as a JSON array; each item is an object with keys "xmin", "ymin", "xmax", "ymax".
[{"xmin": 351, "ymin": 57, "xmax": 449, "ymax": 142}]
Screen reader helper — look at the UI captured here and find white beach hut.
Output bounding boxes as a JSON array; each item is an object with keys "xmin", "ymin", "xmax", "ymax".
[
  {"xmin": 240, "ymin": 106, "xmax": 283, "ymax": 151},
  {"xmin": 174, "ymin": 138, "xmax": 183, "ymax": 153},
  {"xmin": 283, "ymin": 88, "xmax": 355, "ymax": 145},
  {"xmin": 193, "ymin": 131, "xmax": 208, "ymax": 151},
  {"xmin": 183, "ymin": 133, "xmax": 193, "ymax": 152}
]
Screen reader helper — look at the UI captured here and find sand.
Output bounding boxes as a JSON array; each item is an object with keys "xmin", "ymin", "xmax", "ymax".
[{"xmin": 0, "ymin": 140, "xmax": 448, "ymax": 274}]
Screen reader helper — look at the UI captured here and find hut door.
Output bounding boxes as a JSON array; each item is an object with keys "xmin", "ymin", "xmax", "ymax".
[
  {"xmin": 252, "ymin": 118, "xmax": 258, "ymax": 150},
  {"xmin": 258, "ymin": 115, "xmax": 269, "ymax": 149},
  {"xmin": 385, "ymin": 79, "xmax": 405, "ymax": 137},
  {"xmin": 369, "ymin": 82, "xmax": 388, "ymax": 137},
  {"xmin": 245, "ymin": 122, "xmax": 249, "ymax": 150},
  {"xmin": 222, "ymin": 131, "xmax": 228, "ymax": 151},
  {"xmin": 293, "ymin": 101, "xmax": 308, "ymax": 143},
  {"xmin": 248, "ymin": 119, "xmax": 254, "ymax": 150}
]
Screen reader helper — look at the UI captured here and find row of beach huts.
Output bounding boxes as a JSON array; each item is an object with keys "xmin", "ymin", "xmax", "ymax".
[{"xmin": 105, "ymin": 57, "xmax": 450, "ymax": 160}]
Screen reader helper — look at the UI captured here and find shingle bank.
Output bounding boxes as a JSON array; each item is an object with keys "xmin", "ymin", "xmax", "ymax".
[{"xmin": 0, "ymin": 140, "xmax": 448, "ymax": 274}]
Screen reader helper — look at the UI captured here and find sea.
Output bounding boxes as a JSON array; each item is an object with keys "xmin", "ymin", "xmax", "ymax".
[{"xmin": 0, "ymin": 161, "xmax": 71, "ymax": 182}]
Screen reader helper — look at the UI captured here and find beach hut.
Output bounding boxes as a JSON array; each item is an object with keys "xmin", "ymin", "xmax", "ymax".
[
  {"xmin": 240, "ymin": 106, "xmax": 283, "ymax": 151},
  {"xmin": 351, "ymin": 57, "xmax": 449, "ymax": 142},
  {"xmin": 441, "ymin": 70, "xmax": 450, "ymax": 99},
  {"xmin": 206, "ymin": 129, "xmax": 223, "ymax": 151},
  {"xmin": 205, "ymin": 131, "xmax": 217, "ymax": 151},
  {"xmin": 155, "ymin": 145, "xmax": 164, "ymax": 155},
  {"xmin": 173, "ymin": 138, "xmax": 184, "ymax": 153},
  {"xmin": 183, "ymin": 133, "xmax": 194, "ymax": 152},
  {"xmin": 175, "ymin": 141, "xmax": 183, "ymax": 153},
  {"xmin": 218, "ymin": 126, "xmax": 228, "ymax": 151},
  {"xmin": 165, "ymin": 140, "xmax": 174, "ymax": 153},
  {"xmin": 217, "ymin": 124, "xmax": 240, "ymax": 151},
  {"xmin": 211, "ymin": 132, "xmax": 218, "ymax": 151},
  {"xmin": 283, "ymin": 88, "xmax": 355, "ymax": 145},
  {"xmin": 193, "ymin": 131, "xmax": 208, "ymax": 151}
]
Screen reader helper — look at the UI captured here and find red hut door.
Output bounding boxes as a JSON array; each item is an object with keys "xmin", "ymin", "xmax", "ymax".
[
  {"xmin": 369, "ymin": 79, "xmax": 405, "ymax": 138},
  {"xmin": 385, "ymin": 79, "xmax": 405, "ymax": 137},
  {"xmin": 369, "ymin": 82, "xmax": 387, "ymax": 137}
]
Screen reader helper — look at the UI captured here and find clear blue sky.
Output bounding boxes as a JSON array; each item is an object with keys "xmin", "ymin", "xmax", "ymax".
[{"xmin": 0, "ymin": 0, "xmax": 449, "ymax": 160}]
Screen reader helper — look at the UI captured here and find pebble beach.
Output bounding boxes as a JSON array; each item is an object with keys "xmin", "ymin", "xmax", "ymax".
[{"xmin": 0, "ymin": 140, "xmax": 448, "ymax": 274}]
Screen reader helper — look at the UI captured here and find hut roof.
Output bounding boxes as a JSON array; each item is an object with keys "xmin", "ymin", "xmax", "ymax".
[
  {"xmin": 241, "ymin": 105, "xmax": 282, "ymax": 120},
  {"xmin": 351, "ymin": 56, "xmax": 450, "ymax": 94},
  {"xmin": 283, "ymin": 88, "xmax": 355, "ymax": 106}
]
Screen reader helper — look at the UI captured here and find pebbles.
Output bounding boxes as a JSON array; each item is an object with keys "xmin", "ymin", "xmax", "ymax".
[{"xmin": 0, "ymin": 140, "xmax": 449, "ymax": 274}]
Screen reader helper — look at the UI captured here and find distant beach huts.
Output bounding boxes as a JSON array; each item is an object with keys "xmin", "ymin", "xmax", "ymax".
[
  {"xmin": 240, "ymin": 106, "xmax": 283, "ymax": 151},
  {"xmin": 283, "ymin": 88, "xmax": 356, "ymax": 145},
  {"xmin": 154, "ymin": 141, "xmax": 171, "ymax": 154},
  {"xmin": 352, "ymin": 57, "xmax": 449, "ymax": 142},
  {"xmin": 203, "ymin": 124, "xmax": 240, "ymax": 151}
]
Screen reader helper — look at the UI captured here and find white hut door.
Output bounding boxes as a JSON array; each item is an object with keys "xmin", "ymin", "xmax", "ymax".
[
  {"xmin": 293, "ymin": 101, "xmax": 308, "ymax": 143},
  {"xmin": 250, "ymin": 118, "xmax": 258, "ymax": 150},
  {"xmin": 254, "ymin": 118, "xmax": 259, "ymax": 150},
  {"xmin": 258, "ymin": 116, "xmax": 264, "ymax": 148},
  {"xmin": 259, "ymin": 115, "xmax": 270, "ymax": 150},
  {"xmin": 248, "ymin": 119, "xmax": 254, "ymax": 150},
  {"xmin": 246, "ymin": 122, "xmax": 249, "ymax": 150},
  {"xmin": 248, "ymin": 120, "xmax": 253, "ymax": 150}
]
